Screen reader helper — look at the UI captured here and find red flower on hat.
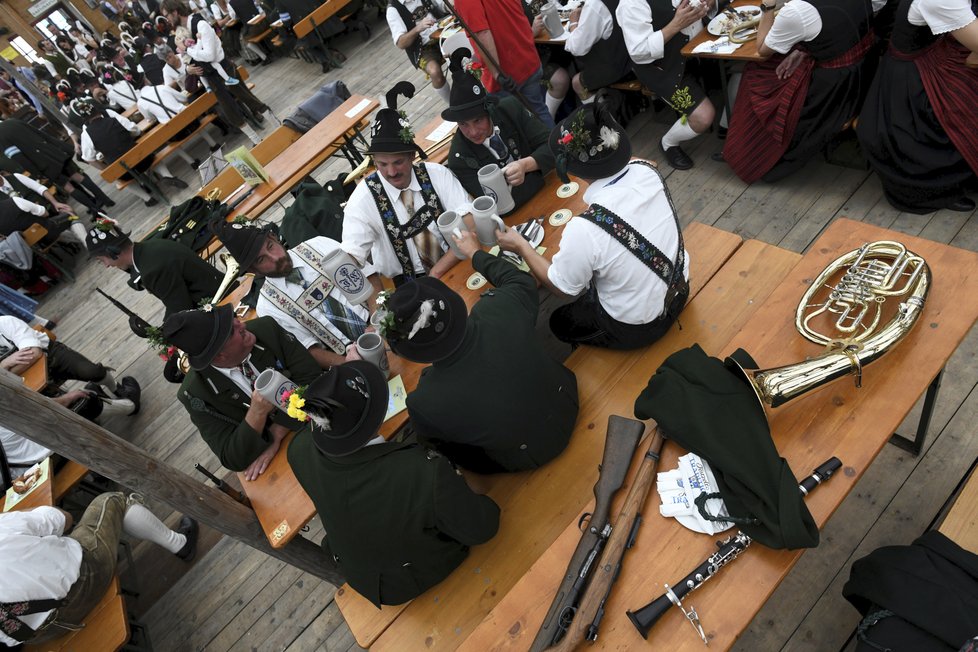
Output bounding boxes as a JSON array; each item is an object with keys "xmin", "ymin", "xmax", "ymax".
[{"xmin": 559, "ymin": 133, "xmax": 573, "ymax": 145}]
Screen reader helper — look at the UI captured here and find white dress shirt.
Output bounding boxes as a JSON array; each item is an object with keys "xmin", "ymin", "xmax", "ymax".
[
  {"xmin": 908, "ymin": 0, "xmax": 976, "ymax": 33},
  {"xmin": 0, "ymin": 425, "xmax": 53, "ymax": 474},
  {"xmin": 547, "ymin": 163, "xmax": 690, "ymax": 324},
  {"xmin": 163, "ymin": 59, "xmax": 188, "ymax": 89},
  {"xmin": 342, "ymin": 162, "xmax": 472, "ymax": 277},
  {"xmin": 565, "ymin": 0, "xmax": 615, "ymax": 57},
  {"xmin": 765, "ymin": 0, "xmax": 889, "ymax": 53},
  {"xmin": 106, "ymin": 79, "xmax": 140, "ymax": 110},
  {"xmin": 617, "ymin": 0, "xmax": 717, "ymax": 63},
  {"xmin": 80, "ymin": 110, "xmax": 139, "ymax": 163},
  {"xmin": 187, "ymin": 16, "xmax": 226, "ymax": 64},
  {"xmin": 137, "ymin": 84, "xmax": 189, "ymax": 123},
  {"xmin": 1, "ymin": 173, "xmax": 49, "ymax": 199},
  {"xmin": 0, "ymin": 315, "xmax": 49, "ymax": 354},
  {"xmin": 0, "ymin": 507, "xmax": 83, "ymax": 647},
  {"xmin": 256, "ymin": 236, "xmax": 370, "ymax": 350},
  {"xmin": 9, "ymin": 196, "xmax": 47, "ymax": 215},
  {"xmin": 386, "ymin": 0, "xmax": 447, "ymax": 46},
  {"xmin": 212, "ymin": 353, "xmax": 261, "ymax": 394}
]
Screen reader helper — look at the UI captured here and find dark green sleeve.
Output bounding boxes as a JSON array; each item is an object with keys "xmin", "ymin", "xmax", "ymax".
[
  {"xmin": 445, "ymin": 139, "xmax": 484, "ymax": 199},
  {"xmin": 432, "ymin": 456, "xmax": 500, "ymax": 546},
  {"xmin": 472, "ymin": 250, "xmax": 539, "ymax": 325},
  {"xmin": 515, "ymin": 100, "xmax": 555, "ymax": 174},
  {"xmin": 178, "ymin": 389, "xmax": 269, "ymax": 471},
  {"xmin": 269, "ymin": 318, "xmax": 322, "ymax": 385}
]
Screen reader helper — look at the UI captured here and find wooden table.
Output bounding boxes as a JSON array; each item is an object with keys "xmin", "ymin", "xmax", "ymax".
[
  {"xmin": 0, "ymin": 459, "xmax": 53, "ymax": 513},
  {"xmin": 414, "ymin": 117, "xmax": 457, "ymax": 164},
  {"xmin": 197, "ymin": 95, "xmax": 379, "ymax": 259},
  {"xmin": 436, "ymin": 219, "xmax": 978, "ymax": 652},
  {"xmin": 680, "ymin": 0, "xmax": 766, "ymax": 62},
  {"xmin": 99, "ymin": 92, "xmax": 218, "ymax": 203}
]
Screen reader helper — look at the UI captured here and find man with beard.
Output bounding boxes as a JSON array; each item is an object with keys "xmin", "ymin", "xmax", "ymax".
[{"xmin": 213, "ymin": 222, "xmax": 369, "ymax": 368}]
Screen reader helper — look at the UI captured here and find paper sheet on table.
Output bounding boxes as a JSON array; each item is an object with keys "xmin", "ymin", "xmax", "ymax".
[
  {"xmin": 692, "ymin": 36, "xmax": 742, "ymax": 54},
  {"xmin": 344, "ymin": 98, "xmax": 372, "ymax": 118},
  {"xmin": 489, "ymin": 245, "xmax": 547, "ymax": 273},
  {"xmin": 547, "ymin": 26, "xmax": 570, "ymax": 42},
  {"xmin": 426, "ymin": 120, "xmax": 457, "ymax": 142},
  {"xmin": 3, "ymin": 458, "xmax": 50, "ymax": 512},
  {"xmin": 385, "ymin": 374, "xmax": 407, "ymax": 421}
]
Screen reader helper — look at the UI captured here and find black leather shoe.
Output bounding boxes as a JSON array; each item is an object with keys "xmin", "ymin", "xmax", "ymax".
[
  {"xmin": 260, "ymin": 56, "xmax": 273, "ymax": 66},
  {"xmin": 161, "ymin": 176, "xmax": 189, "ymax": 189},
  {"xmin": 717, "ymin": 126, "xmax": 728, "ymax": 140},
  {"xmin": 947, "ymin": 197, "xmax": 976, "ymax": 212},
  {"xmin": 117, "ymin": 376, "xmax": 141, "ymax": 415},
  {"xmin": 660, "ymin": 143, "xmax": 694, "ymax": 170},
  {"xmin": 175, "ymin": 516, "xmax": 199, "ymax": 562},
  {"xmin": 144, "ymin": 197, "xmax": 159, "ymax": 207},
  {"xmin": 711, "ymin": 151, "xmax": 725, "ymax": 163}
]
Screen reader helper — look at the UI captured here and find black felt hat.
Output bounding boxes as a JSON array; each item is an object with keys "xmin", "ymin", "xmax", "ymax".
[
  {"xmin": 549, "ymin": 103, "xmax": 631, "ymax": 182},
  {"xmin": 302, "ymin": 361, "xmax": 390, "ymax": 456},
  {"xmin": 634, "ymin": 344, "xmax": 820, "ymax": 550},
  {"xmin": 211, "ymin": 220, "xmax": 272, "ymax": 272},
  {"xmin": 365, "ymin": 81, "xmax": 426, "ymax": 159},
  {"xmin": 85, "ymin": 217, "xmax": 131, "ymax": 258},
  {"xmin": 441, "ymin": 48, "xmax": 494, "ymax": 123},
  {"xmin": 381, "ymin": 278, "xmax": 467, "ymax": 364},
  {"xmin": 162, "ymin": 304, "xmax": 235, "ymax": 370}
]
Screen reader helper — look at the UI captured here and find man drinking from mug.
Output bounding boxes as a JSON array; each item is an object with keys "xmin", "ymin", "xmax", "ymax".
[
  {"xmin": 163, "ymin": 305, "xmax": 321, "ymax": 479},
  {"xmin": 443, "ymin": 49, "xmax": 554, "ymax": 213},
  {"xmin": 214, "ymin": 221, "xmax": 369, "ymax": 369}
]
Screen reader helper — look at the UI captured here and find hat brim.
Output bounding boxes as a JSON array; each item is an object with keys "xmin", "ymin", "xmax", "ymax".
[
  {"xmin": 440, "ymin": 97, "xmax": 490, "ymax": 123},
  {"xmin": 87, "ymin": 232, "xmax": 131, "ymax": 259},
  {"xmin": 388, "ymin": 278, "xmax": 468, "ymax": 364},
  {"xmin": 548, "ymin": 124, "xmax": 632, "ymax": 181},
  {"xmin": 310, "ymin": 360, "xmax": 390, "ymax": 456},
  {"xmin": 187, "ymin": 304, "xmax": 234, "ymax": 370}
]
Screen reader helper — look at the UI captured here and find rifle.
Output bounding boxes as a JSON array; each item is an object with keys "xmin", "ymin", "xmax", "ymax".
[
  {"xmin": 195, "ymin": 463, "xmax": 252, "ymax": 507},
  {"xmin": 529, "ymin": 415, "xmax": 644, "ymax": 651},
  {"xmin": 550, "ymin": 426, "xmax": 667, "ymax": 651},
  {"xmin": 95, "ymin": 287, "xmax": 154, "ymax": 337}
]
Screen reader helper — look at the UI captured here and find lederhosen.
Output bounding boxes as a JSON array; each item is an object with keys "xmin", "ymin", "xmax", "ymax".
[
  {"xmin": 630, "ymin": 0, "xmax": 707, "ymax": 113},
  {"xmin": 259, "ymin": 242, "xmax": 361, "ymax": 354},
  {"xmin": 388, "ymin": 0, "xmax": 446, "ymax": 69},
  {"xmin": 86, "ymin": 116, "xmax": 145, "ymax": 178},
  {"xmin": 574, "ymin": 0, "xmax": 631, "ymax": 92},
  {"xmin": 365, "ymin": 164, "xmax": 444, "ymax": 280},
  {"xmin": 578, "ymin": 160, "xmax": 688, "ymax": 323},
  {"xmin": 0, "ymin": 597, "xmax": 66, "ymax": 644}
]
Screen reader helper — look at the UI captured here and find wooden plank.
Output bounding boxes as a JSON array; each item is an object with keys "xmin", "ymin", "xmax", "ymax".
[
  {"xmin": 25, "ymin": 577, "xmax": 127, "ymax": 652},
  {"xmin": 293, "ymin": 0, "xmax": 358, "ymax": 39},
  {"xmin": 938, "ymin": 461, "xmax": 978, "ymax": 553},
  {"xmin": 361, "ymin": 240, "xmax": 799, "ymax": 651}
]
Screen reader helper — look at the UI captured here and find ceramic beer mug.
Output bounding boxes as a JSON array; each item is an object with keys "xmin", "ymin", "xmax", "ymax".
[
  {"xmin": 478, "ymin": 164, "xmax": 516, "ymax": 215},
  {"xmin": 320, "ymin": 248, "xmax": 372, "ymax": 306},
  {"xmin": 540, "ymin": 1, "xmax": 564, "ymax": 37},
  {"xmin": 254, "ymin": 369, "xmax": 298, "ymax": 415},
  {"xmin": 436, "ymin": 210, "xmax": 470, "ymax": 260},
  {"xmin": 471, "ymin": 195, "xmax": 508, "ymax": 246},
  {"xmin": 356, "ymin": 332, "xmax": 390, "ymax": 377}
]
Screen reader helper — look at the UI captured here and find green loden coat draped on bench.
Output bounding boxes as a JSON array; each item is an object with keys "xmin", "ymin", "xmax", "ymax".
[
  {"xmin": 176, "ymin": 317, "xmax": 321, "ymax": 471},
  {"xmin": 445, "ymin": 96, "xmax": 554, "ymax": 212},
  {"xmin": 406, "ymin": 251, "xmax": 579, "ymax": 473},
  {"xmin": 288, "ymin": 436, "xmax": 501, "ymax": 607}
]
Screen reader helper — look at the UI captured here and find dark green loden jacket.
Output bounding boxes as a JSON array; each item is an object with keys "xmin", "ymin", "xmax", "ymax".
[
  {"xmin": 288, "ymin": 435, "xmax": 501, "ymax": 607},
  {"xmin": 177, "ymin": 317, "xmax": 322, "ymax": 471},
  {"xmin": 132, "ymin": 239, "xmax": 224, "ymax": 318},
  {"xmin": 407, "ymin": 252, "xmax": 579, "ymax": 473},
  {"xmin": 0, "ymin": 119, "xmax": 74, "ymax": 182},
  {"xmin": 445, "ymin": 96, "xmax": 554, "ymax": 213}
]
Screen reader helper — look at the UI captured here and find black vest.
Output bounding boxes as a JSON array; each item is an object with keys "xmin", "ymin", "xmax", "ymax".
[
  {"xmin": 86, "ymin": 116, "xmax": 136, "ymax": 164},
  {"xmin": 139, "ymin": 53, "xmax": 166, "ymax": 85},
  {"xmin": 388, "ymin": 0, "xmax": 444, "ymax": 66},
  {"xmin": 0, "ymin": 198, "xmax": 40, "ymax": 236},
  {"xmin": 229, "ymin": 0, "xmax": 259, "ymax": 22},
  {"xmin": 576, "ymin": 0, "xmax": 630, "ymax": 78},
  {"xmin": 889, "ymin": 0, "xmax": 939, "ymax": 54},
  {"xmin": 800, "ymin": 0, "xmax": 873, "ymax": 60}
]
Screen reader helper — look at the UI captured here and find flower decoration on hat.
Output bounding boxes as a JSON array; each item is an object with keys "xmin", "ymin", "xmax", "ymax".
[
  {"xmin": 144, "ymin": 324, "xmax": 173, "ymax": 358},
  {"xmin": 282, "ymin": 386, "xmax": 311, "ymax": 423},
  {"xmin": 463, "ymin": 58, "xmax": 484, "ymax": 81},
  {"xmin": 93, "ymin": 216, "xmax": 119, "ymax": 233},
  {"xmin": 398, "ymin": 110, "xmax": 414, "ymax": 144},
  {"xmin": 557, "ymin": 110, "xmax": 593, "ymax": 161}
]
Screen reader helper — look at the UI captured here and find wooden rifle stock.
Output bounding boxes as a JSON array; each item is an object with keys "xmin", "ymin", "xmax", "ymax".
[
  {"xmin": 550, "ymin": 426, "xmax": 666, "ymax": 651},
  {"xmin": 529, "ymin": 415, "xmax": 644, "ymax": 652}
]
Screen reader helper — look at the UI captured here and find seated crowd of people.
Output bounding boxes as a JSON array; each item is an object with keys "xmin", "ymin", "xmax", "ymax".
[{"xmin": 0, "ymin": 0, "xmax": 975, "ymax": 642}]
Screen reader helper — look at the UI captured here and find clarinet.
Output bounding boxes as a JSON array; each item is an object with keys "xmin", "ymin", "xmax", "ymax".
[
  {"xmin": 626, "ymin": 531, "xmax": 751, "ymax": 643},
  {"xmin": 626, "ymin": 457, "xmax": 843, "ymax": 644}
]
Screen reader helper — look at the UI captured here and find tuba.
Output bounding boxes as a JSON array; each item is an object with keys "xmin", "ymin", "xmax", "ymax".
[{"xmin": 726, "ymin": 241, "xmax": 930, "ymax": 409}]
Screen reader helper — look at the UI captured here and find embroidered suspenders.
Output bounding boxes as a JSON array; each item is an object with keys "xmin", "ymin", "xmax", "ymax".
[
  {"xmin": 365, "ymin": 163, "xmax": 444, "ymax": 277},
  {"xmin": 579, "ymin": 161, "xmax": 688, "ymax": 307}
]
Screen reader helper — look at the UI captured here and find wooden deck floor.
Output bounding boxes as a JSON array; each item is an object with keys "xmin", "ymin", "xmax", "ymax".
[{"xmin": 31, "ymin": 9, "xmax": 978, "ymax": 651}]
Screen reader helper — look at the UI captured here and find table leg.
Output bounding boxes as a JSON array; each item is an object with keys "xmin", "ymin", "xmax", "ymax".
[
  {"xmin": 121, "ymin": 162, "xmax": 168, "ymax": 205},
  {"xmin": 718, "ymin": 60, "xmax": 731, "ymax": 134},
  {"xmin": 889, "ymin": 368, "xmax": 944, "ymax": 456}
]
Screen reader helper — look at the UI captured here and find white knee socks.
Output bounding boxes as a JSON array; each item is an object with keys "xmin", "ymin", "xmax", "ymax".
[
  {"xmin": 99, "ymin": 371, "xmax": 118, "ymax": 394},
  {"xmin": 99, "ymin": 397, "xmax": 135, "ymax": 417},
  {"xmin": 241, "ymin": 123, "xmax": 262, "ymax": 146},
  {"xmin": 661, "ymin": 119, "xmax": 699, "ymax": 149},
  {"xmin": 545, "ymin": 91, "xmax": 564, "ymax": 117},
  {"xmin": 123, "ymin": 504, "xmax": 186, "ymax": 554},
  {"xmin": 434, "ymin": 82, "xmax": 451, "ymax": 105},
  {"xmin": 69, "ymin": 222, "xmax": 88, "ymax": 243}
]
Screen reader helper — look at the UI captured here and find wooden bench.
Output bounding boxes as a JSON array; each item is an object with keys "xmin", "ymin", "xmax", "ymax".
[
  {"xmin": 936, "ymin": 457, "xmax": 978, "ymax": 554},
  {"xmin": 24, "ymin": 576, "xmax": 130, "ymax": 652},
  {"xmin": 51, "ymin": 460, "xmax": 91, "ymax": 504},
  {"xmin": 610, "ymin": 79, "xmax": 655, "ymax": 97},
  {"xmin": 336, "ymin": 228, "xmax": 769, "ymax": 649}
]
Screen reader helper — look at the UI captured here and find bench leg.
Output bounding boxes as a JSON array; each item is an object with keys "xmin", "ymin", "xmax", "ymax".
[
  {"xmin": 889, "ymin": 368, "xmax": 944, "ymax": 456},
  {"xmin": 121, "ymin": 163, "xmax": 168, "ymax": 205}
]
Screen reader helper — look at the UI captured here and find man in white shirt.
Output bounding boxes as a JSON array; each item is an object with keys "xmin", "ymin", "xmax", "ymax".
[
  {"xmin": 0, "ymin": 170, "xmax": 74, "ymax": 216},
  {"xmin": 0, "ymin": 494, "xmax": 196, "ymax": 645},
  {"xmin": 136, "ymin": 80, "xmax": 189, "ymax": 123},
  {"xmin": 214, "ymin": 222, "xmax": 369, "ymax": 368},
  {"xmin": 616, "ymin": 0, "xmax": 716, "ymax": 170},
  {"xmin": 498, "ymin": 104, "xmax": 689, "ymax": 349},
  {"xmin": 0, "ymin": 196, "xmax": 85, "ymax": 247},
  {"xmin": 563, "ymin": 0, "xmax": 632, "ymax": 101},
  {"xmin": 342, "ymin": 82, "xmax": 471, "ymax": 285},
  {"xmin": 386, "ymin": 0, "xmax": 451, "ymax": 104}
]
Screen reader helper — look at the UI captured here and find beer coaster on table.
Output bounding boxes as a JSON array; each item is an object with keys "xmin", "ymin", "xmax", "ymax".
[
  {"xmin": 556, "ymin": 181, "xmax": 579, "ymax": 198},
  {"xmin": 549, "ymin": 209, "xmax": 573, "ymax": 227},
  {"xmin": 466, "ymin": 272, "xmax": 488, "ymax": 290}
]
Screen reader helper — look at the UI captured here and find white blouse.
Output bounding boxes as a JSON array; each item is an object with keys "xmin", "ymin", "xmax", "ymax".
[
  {"xmin": 908, "ymin": 0, "xmax": 977, "ymax": 34},
  {"xmin": 764, "ymin": 0, "xmax": 889, "ymax": 54}
]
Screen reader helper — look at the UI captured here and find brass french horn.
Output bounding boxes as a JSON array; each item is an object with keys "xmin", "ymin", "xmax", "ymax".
[{"xmin": 727, "ymin": 240, "xmax": 930, "ymax": 409}]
